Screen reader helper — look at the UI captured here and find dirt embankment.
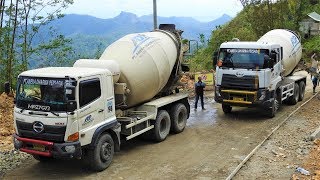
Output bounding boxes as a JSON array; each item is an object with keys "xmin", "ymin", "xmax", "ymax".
[
  {"xmin": 0, "ymin": 93, "xmax": 31, "ymax": 178},
  {"xmin": 292, "ymin": 97, "xmax": 320, "ymax": 179},
  {"xmin": 236, "ymin": 96, "xmax": 320, "ymax": 179},
  {"xmin": 0, "ymin": 93, "xmax": 15, "ymax": 151}
]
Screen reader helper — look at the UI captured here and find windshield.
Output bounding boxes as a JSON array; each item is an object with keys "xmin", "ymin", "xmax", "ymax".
[
  {"xmin": 16, "ymin": 77, "xmax": 67, "ymax": 112},
  {"xmin": 218, "ymin": 48, "xmax": 270, "ymax": 69}
]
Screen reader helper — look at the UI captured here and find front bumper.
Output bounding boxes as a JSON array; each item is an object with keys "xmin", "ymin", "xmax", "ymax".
[
  {"xmin": 13, "ymin": 134, "xmax": 82, "ymax": 159},
  {"xmin": 214, "ymin": 88, "xmax": 274, "ymax": 109}
]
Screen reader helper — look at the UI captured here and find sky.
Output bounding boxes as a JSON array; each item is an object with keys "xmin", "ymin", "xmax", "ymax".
[{"xmin": 63, "ymin": 0, "xmax": 243, "ymax": 22}]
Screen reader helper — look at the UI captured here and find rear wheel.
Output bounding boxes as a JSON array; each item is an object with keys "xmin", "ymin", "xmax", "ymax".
[
  {"xmin": 222, "ymin": 104, "xmax": 232, "ymax": 114},
  {"xmin": 298, "ymin": 81, "xmax": 306, "ymax": 101},
  {"xmin": 170, "ymin": 103, "xmax": 188, "ymax": 134},
  {"xmin": 84, "ymin": 133, "xmax": 114, "ymax": 171},
  {"xmin": 288, "ymin": 83, "xmax": 299, "ymax": 105},
  {"xmin": 153, "ymin": 110, "xmax": 171, "ymax": 142}
]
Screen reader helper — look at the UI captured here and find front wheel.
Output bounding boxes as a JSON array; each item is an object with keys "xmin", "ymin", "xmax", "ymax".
[
  {"xmin": 298, "ymin": 81, "xmax": 305, "ymax": 101},
  {"xmin": 222, "ymin": 104, "xmax": 232, "ymax": 114},
  {"xmin": 84, "ymin": 133, "xmax": 114, "ymax": 171},
  {"xmin": 266, "ymin": 93, "xmax": 279, "ymax": 118}
]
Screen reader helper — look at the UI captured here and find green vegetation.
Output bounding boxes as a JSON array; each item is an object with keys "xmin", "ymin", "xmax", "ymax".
[
  {"xmin": 190, "ymin": 0, "xmax": 320, "ymax": 72},
  {"xmin": 0, "ymin": 0, "xmax": 74, "ymax": 92}
]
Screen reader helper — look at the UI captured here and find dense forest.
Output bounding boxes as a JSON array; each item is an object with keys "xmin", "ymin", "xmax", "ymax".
[
  {"xmin": 190, "ymin": 0, "xmax": 320, "ymax": 71},
  {"xmin": 1, "ymin": 0, "xmax": 320, "ymax": 92}
]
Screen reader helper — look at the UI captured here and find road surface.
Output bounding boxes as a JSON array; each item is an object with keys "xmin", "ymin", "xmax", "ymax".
[{"xmin": 4, "ymin": 79, "xmax": 314, "ymax": 179}]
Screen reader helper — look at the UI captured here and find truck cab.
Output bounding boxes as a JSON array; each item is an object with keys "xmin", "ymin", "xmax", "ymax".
[
  {"xmin": 215, "ymin": 42, "xmax": 281, "ymax": 108},
  {"xmin": 214, "ymin": 35, "xmax": 305, "ymax": 118},
  {"xmin": 14, "ymin": 67, "xmax": 120, "ymax": 163}
]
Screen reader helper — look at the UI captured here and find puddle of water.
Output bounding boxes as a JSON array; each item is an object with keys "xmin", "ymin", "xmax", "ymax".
[{"xmin": 187, "ymin": 97, "xmax": 218, "ymax": 127}]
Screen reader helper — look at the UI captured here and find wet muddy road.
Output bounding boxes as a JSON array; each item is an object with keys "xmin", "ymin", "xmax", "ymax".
[{"xmin": 4, "ymin": 90, "xmax": 314, "ymax": 179}]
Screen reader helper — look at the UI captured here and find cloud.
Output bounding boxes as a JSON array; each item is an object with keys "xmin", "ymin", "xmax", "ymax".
[{"xmin": 64, "ymin": 0, "xmax": 243, "ymax": 21}]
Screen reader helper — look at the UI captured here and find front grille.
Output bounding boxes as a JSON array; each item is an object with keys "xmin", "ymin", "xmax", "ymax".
[
  {"xmin": 221, "ymin": 74, "xmax": 258, "ymax": 90},
  {"xmin": 16, "ymin": 121, "xmax": 66, "ymax": 142}
]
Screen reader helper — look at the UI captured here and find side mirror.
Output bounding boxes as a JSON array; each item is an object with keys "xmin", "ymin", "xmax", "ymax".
[
  {"xmin": 67, "ymin": 100, "xmax": 77, "ymax": 112},
  {"xmin": 65, "ymin": 80, "xmax": 76, "ymax": 101},
  {"xmin": 212, "ymin": 51, "xmax": 218, "ymax": 66},
  {"xmin": 270, "ymin": 52, "xmax": 277, "ymax": 62},
  {"xmin": 65, "ymin": 86, "xmax": 75, "ymax": 101},
  {"xmin": 4, "ymin": 82, "xmax": 10, "ymax": 94},
  {"xmin": 267, "ymin": 58, "xmax": 275, "ymax": 68}
]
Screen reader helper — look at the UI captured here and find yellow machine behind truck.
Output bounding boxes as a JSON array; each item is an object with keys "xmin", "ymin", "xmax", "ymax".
[{"xmin": 13, "ymin": 24, "xmax": 190, "ymax": 171}]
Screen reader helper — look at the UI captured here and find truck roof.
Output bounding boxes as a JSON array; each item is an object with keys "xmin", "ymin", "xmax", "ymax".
[
  {"xmin": 220, "ymin": 41, "xmax": 279, "ymax": 49},
  {"xmin": 19, "ymin": 67, "xmax": 112, "ymax": 79}
]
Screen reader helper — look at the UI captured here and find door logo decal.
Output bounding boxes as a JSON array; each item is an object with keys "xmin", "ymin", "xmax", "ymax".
[
  {"xmin": 83, "ymin": 115, "xmax": 94, "ymax": 125},
  {"xmin": 107, "ymin": 100, "xmax": 113, "ymax": 113}
]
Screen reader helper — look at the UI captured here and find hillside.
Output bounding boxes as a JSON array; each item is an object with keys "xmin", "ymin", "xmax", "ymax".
[
  {"xmin": 190, "ymin": 1, "xmax": 320, "ymax": 71},
  {"xmin": 29, "ymin": 12, "xmax": 232, "ymax": 68},
  {"xmin": 48, "ymin": 12, "xmax": 232, "ymax": 41}
]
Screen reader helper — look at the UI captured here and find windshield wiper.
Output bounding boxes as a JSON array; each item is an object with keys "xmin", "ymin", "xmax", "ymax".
[
  {"xmin": 29, "ymin": 111, "xmax": 48, "ymax": 116},
  {"xmin": 50, "ymin": 111, "xmax": 60, "ymax": 117}
]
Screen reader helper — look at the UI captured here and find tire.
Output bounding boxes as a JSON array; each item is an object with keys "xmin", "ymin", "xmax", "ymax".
[
  {"xmin": 84, "ymin": 133, "xmax": 114, "ymax": 171},
  {"xmin": 170, "ymin": 103, "xmax": 188, "ymax": 134},
  {"xmin": 153, "ymin": 110, "xmax": 171, "ymax": 142},
  {"xmin": 288, "ymin": 83, "xmax": 299, "ymax": 105},
  {"xmin": 33, "ymin": 155, "xmax": 53, "ymax": 162},
  {"xmin": 266, "ymin": 92, "xmax": 279, "ymax": 118},
  {"xmin": 222, "ymin": 104, "xmax": 232, "ymax": 114},
  {"xmin": 298, "ymin": 81, "xmax": 305, "ymax": 101}
]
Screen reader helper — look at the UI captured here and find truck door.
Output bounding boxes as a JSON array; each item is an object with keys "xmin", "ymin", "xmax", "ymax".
[{"xmin": 77, "ymin": 76, "xmax": 105, "ymax": 145}]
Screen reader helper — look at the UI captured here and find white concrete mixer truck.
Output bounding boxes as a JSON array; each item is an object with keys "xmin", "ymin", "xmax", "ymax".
[
  {"xmin": 12, "ymin": 24, "xmax": 190, "ymax": 171},
  {"xmin": 213, "ymin": 29, "xmax": 306, "ymax": 118}
]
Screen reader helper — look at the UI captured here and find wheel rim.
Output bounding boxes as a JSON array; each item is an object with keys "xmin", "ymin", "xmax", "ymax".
[
  {"xmin": 100, "ymin": 142, "xmax": 112, "ymax": 162},
  {"xmin": 160, "ymin": 118, "xmax": 167, "ymax": 135},
  {"xmin": 178, "ymin": 111, "xmax": 184, "ymax": 125},
  {"xmin": 301, "ymin": 84, "xmax": 305, "ymax": 99}
]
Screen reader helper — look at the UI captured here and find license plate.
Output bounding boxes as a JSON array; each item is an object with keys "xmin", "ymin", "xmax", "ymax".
[
  {"xmin": 233, "ymin": 97, "xmax": 244, "ymax": 101},
  {"xmin": 33, "ymin": 144, "xmax": 46, "ymax": 151}
]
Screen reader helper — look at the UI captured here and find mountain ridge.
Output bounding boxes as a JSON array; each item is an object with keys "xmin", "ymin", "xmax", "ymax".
[
  {"xmin": 31, "ymin": 12, "xmax": 232, "ymax": 68},
  {"xmin": 49, "ymin": 12, "xmax": 232, "ymax": 39}
]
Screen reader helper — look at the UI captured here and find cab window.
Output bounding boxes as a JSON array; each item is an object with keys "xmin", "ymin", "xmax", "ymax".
[{"xmin": 79, "ymin": 78, "xmax": 101, "ymax": 108}]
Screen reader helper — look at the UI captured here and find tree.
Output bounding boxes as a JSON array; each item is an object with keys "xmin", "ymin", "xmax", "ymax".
[
  {"xmin": 198, "ymin": 33, "xmax": 206, "ymax": 48},
  {"xmin": 18, "ymin": 0, "xmax": 74, "ymax": 70},
  {"xmin": 0, "ymin": 0, "xmax": 74, "ymax": 91}
]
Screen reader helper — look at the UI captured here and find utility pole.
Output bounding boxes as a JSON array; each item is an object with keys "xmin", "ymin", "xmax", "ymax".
[{"xmin": 153, "ymin": 0, "xmax": 157, "ymax": 29}]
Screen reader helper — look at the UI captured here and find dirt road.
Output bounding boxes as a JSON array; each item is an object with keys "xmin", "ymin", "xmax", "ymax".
[{"xmin": 3, "ymin": 79, "xmax": 315, "ymax": 179}]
